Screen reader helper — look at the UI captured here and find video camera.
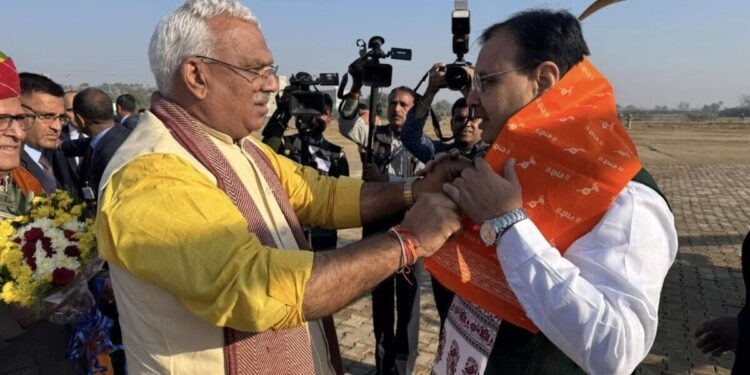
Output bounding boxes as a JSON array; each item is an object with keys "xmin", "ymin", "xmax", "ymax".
[
  {"xmin": 357, "ymin": 36, "xmax": 412, "ymax": 88},
  {"xmin": 279, "ymin": 72, "xmax": 339, "ymax": 121},
  {"xmin": 445, "ymin": 0, "xmax": 472, "ymax": 91}
]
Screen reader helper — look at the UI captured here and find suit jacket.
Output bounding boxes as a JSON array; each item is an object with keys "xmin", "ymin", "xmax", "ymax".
[
  {"xmin": 47, "ymin": 123, "xmax": 81, "ymax": 193},
  {"xmin": 80, "ymin": 125, "xmax": 133, "ymax": 202},
  {"xmin": 120, "ymin": 114, "xmax": 140, "ymax": 130},
  {"xmin": 20, "ymin": 150, "xmax": 58, "ymax": 194}
]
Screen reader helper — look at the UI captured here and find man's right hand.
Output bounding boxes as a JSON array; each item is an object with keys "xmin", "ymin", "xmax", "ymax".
[
  {"xmin": 425, "ymin": 63, "xmax": 448, "ymax": 95},
  {"xmin": 400, "ymin": 193, "xmax": 461, "ymax": 258},
  {"xmin": 695, "ymin": 316, "xmax": 739, "ymax": 356}
]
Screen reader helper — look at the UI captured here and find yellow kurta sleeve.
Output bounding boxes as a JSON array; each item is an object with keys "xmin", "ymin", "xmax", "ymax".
[
  {"xmin": 253, "ymin": 140, "xmax": 363, "ymax": 230},
  {"xmin": 95, "ymin": 154, "xmax": 314, "ymax": 332}
]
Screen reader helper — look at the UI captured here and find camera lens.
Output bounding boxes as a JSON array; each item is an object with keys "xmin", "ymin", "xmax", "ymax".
[{"xmin": 445, "ymin": 65, "xmax": 470, "ymax": 91}]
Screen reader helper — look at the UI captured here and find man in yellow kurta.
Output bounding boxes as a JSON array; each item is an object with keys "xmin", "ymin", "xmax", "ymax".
[{"xmin": 94, "ymin": 1, "xmax": 464, "ymax": 374}]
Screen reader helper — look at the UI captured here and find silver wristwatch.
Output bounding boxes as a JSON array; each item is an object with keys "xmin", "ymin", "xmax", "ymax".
[{"xmin": 479, "ymin": 208, "xmax": 528, "ymax": 246}]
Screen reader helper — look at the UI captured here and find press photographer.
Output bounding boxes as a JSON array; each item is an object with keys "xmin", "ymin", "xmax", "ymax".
[
  {"xmin": 337, "ymin": 36, "xmax": 427, "ymax": 373},
  {"xmin": 401, "ymin": 64, "xmax": 487, "ymax": 165},
  {"xmin": 261, "ymin": 72, "xmax": 348, "ymax": 251},
  {"xmin": 402, "ymin": 0, "xmax": 486, "ymax": 163}
]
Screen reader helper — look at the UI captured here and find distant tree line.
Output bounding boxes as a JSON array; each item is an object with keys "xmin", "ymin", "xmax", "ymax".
[{"xmin": 618, "ymin": 94, "xmax": 750, "ymax": 119}]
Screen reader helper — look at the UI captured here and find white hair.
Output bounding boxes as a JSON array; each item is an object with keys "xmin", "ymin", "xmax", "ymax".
[{"xmin": 148, "ymin": 0, "xmax": 259, "ymax": 94}]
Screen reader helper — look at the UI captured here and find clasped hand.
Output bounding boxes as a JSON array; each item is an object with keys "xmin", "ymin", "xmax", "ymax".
[{"xmin": 400, "ymin": 150, "xmax": 523, "ymax": 257}]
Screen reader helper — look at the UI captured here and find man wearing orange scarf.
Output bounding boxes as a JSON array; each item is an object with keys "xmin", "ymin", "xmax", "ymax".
[{"xmin": 428, "ymin": 10, "xmax": 678, "ymax": 374}]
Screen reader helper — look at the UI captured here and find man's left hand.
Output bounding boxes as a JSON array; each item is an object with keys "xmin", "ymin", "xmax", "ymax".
[
  {"xmin": 444, "ymin": 158, "xmax": 523, "ymax": 224},
  {"xmin": 413, "ymin": 149, "xmax": 473, "ymax": 199}
]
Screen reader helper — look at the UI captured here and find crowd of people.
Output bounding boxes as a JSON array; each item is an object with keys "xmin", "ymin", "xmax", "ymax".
[{"xmin": 1, "ymin": 0, "xmax": 747, "ymax": 374}]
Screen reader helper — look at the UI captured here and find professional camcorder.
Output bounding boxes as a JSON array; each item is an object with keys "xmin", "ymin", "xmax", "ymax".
[
  {"xmin": 280, "ymin": 72, "xmax": 339, "ymax": 121},
  {"xmin": 445, "ymin": 0, "xmax": 472, "ymax": 91},
  {"xmin": 357, "ymin": 36, "xmax": 412, "ymax": 88}
]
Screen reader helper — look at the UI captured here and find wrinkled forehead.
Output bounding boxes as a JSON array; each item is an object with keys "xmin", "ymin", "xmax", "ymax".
[
  {"xmin": 389, "ymin": 90, "xmax": 414, "ymax": 105},
  {"xmin": 208, "ymin": 16, "xmax": 273, "ymax": 67},
  {"xmin": 0, "ymin": 97, "xmax": 22, "ymax": 114}
]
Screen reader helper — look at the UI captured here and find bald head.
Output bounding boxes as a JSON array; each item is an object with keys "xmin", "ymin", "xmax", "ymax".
[
  {"xmin": 73, "ymin": 88, "xmax": 114, "ymax": 136},
  {"xmin": 64, "ymin": 90, "xmax": 78, "ymax": 127}
]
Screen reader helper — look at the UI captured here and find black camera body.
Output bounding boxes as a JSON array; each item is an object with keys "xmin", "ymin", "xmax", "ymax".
[
  {"xmin": 272, "ymin": 72, "xmax": 339, "ymax": 133},
  {"xmin": 358, "ymin": 36, "xmax": 412, "ymax": 88},
  {"xmin": 445, "ymin": 62, "xmax": 472, "ymax": 91},
  {"xmin": 445, "ymin": 1, "xmax": 472, "ymax": 91},
  {"xmin": 283, "ymin": 72, "xmax": 338, "ymax": 119}
]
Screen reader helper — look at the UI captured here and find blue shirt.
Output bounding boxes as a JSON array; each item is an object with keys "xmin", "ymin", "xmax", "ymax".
[
  {"xmin": 400, "ymin": 111, "xmax": 488, "ymax": 163},
  {"xmin": 90, "ymin": 126, "xmax": 113, "ymax": 150}
]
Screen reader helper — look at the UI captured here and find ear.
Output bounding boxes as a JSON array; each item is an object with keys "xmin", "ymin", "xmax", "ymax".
[
  {"xmin": 179, "ymin": 57, "xmax": 210, "ymax": 100},
  {"xmin": 533, "ymin": 61, "xmax": 560, "ymax": 96}
]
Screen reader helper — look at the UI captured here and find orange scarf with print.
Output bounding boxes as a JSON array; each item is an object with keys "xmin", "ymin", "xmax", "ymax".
[{"xmin": 425, "ymin": 58, "xmax": 642, "ymax": 333}]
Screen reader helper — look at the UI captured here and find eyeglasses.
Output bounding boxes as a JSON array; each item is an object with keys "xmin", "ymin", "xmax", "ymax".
[
  {"xmin": 471, "ymin": 66, "xmax": 528, "ymax": 94},
  {"xmin": 0, "ymin": 113, "xmax": 36, "ymax": 131},
  {"xmin": 196, "ymin": 55, "xmax": 278, "ymax": 88},
  {"xmin": 21, "ymin": 104, "xmax": 66, "ymax": 125}
]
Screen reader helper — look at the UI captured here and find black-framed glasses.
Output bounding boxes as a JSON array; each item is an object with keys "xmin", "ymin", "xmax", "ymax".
[
  {"xmin": 195, "ymin": 55, "xmax": 278, "ymax": 88},
  {"xmin": 0, "ymin": 113, "xmax": 36, "ymax": 131},
  {"xmin": 471, "ymin": 66, "xmax": 529, "ymax": 94},
  {"xmin": 21, "ymin": 104, "xmax": 66, "ymax": 125}
]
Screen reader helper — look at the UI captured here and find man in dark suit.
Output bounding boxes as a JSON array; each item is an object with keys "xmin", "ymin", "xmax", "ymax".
[
  {"xmin": 115, "ymin": 93, "xmax": 139, "ymax": 130},
  {"xmin": 18, "ymin": 72, "xmax": 66, "ymax": 194},
  {"xmin": 69, "ymin": 87, "xmax": 131, "ymax": 374},
  {"xmin": 70, "ymin": 88, "xmax": 132, "ymax": 207},
  {"xmin": 48, "ymin": 99, "xmax": 83, "ymax": 192}
]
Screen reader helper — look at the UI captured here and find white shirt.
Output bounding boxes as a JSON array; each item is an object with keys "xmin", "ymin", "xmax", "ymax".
[
  {"xmin": 68, "ymin": 124, "xmax": 83, "ymax": 141},
  {"xmin": 434, "ymin": 181, "xmax": 678, "ymax": 375},
  {"xmin": 23, "ymin": 145, "xmax": 45, "ymax": 171}
]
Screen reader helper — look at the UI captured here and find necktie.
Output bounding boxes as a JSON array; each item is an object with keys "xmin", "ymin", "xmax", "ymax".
[{"xmin": 38, "ymin": 154, "xmax": 55, "ymax": 180}]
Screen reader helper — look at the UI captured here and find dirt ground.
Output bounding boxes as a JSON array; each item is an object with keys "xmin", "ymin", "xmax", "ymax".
[{"xmin": 629, "ymin": 124, "xmax": 750, "ymax": 166}]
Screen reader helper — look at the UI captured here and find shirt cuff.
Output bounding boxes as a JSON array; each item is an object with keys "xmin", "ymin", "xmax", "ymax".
[
  {"xmin": 266, "ymin": 248, "xmax": 315, "ymax": 329},
  {"xmin": 496, "ymin": 219, "xmax": 550, "ymax": 272},
  {"xmin": 331, "ymin": 177, "xmax": 363, "ymax": 228}
]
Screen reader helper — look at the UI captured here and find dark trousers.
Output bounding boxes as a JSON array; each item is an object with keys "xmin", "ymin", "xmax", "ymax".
[
  {"xmin": 310, "ymin": 228, "xmax": 338, "ymax": 251},
  {"xmin": 371, "ymin": 262, "xmax": 422, "ymax": 375},
  {"xmin": 430, "ymin": 276, "xmax": 454, "ymax": 331},
  {"xmin": 364, "ymin": 213, "xmax": 421, "ymax": 375}
]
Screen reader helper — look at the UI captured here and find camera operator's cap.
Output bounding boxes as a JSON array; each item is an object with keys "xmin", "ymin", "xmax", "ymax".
[
  {"xmin": 0, "ymin": 51, "xmax": 21, "ymax": 100},
  {"xmin": 357, "ymin": 102, "xmax": 368, "ymax": 110}
]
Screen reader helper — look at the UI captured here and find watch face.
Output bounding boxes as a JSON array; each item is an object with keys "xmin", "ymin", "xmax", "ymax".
[{"xmin": 480, "ymin": 222, "xmax": 497, "ymax": 246}]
